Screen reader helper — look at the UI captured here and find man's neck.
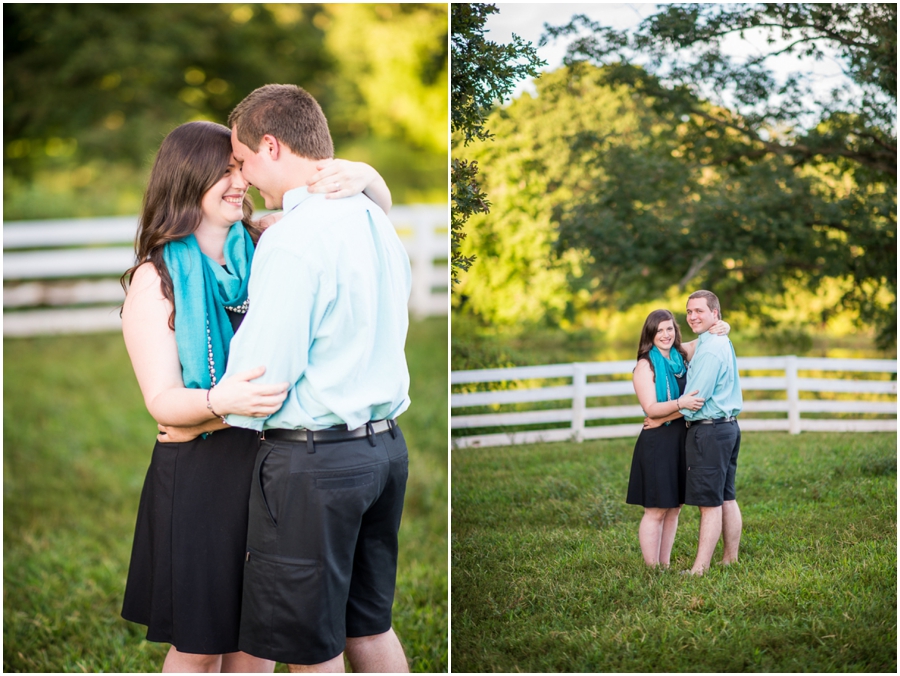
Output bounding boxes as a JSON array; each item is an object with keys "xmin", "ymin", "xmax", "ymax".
[{"xmin": 279, "ymin": 156, "xmax": 321, "ymax": 196}]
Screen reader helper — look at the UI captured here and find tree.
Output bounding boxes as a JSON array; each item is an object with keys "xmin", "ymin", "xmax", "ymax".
[
  {"xmin": 321, "ymin": 3, "xmax": 448, "ymax": 155},
  {"xmin": 3, "ymin": 3, "xmax": 449, "ymax": 213},
  {"xmin": 450, "ymin": 3, "xmax": 545, "ymax": 285},
  {"xmin": 455, "ymin": 63, "xmax": 895, "ymax": 350},
  {"xmin": 543, "ymin": 3, "xmax": 896, "ymax": 176},
  {"xmin": 3, "ymin": 4, "xmax": 331, "ymax": 174},
  {"xmin": 541, "ymin": 3, "xmax": 896, "ymax": 346}
]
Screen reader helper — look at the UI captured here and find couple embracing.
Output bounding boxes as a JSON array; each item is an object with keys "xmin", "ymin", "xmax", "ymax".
[
  {"xmin": 626, "ymin": 291, "xmax": 743, "ymax": 576},
  {"xmin": 120, "ymin": 84, "xmax": 411, "ymax": 672}
]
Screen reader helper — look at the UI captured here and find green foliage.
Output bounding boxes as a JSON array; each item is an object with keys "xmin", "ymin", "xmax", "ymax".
[
  {"xmin": 543, "ymin": 4, "xmax": 896, "ymax": 173},
  {"xmin": 322, "ymin": 4, "xmax": 448, "ymax": 155},
  {"xmin": 450, "ymin": 3, "xmax": 545, "ymax": 284},
  {"xmin": 451, "ymin": 4, "xmax": 545, "ymax": 146},
  {"xmin": 454, "ymin": 61, "xmax": 895, "ymax": 347},
  {"xmin": 3, "ymin": 3, "xmax": 448, "ymax": 212},
  {"xmin": 454, "ymin": 67, "xmax": 640, "ymax": 327},
  {"xmin": 452, "ymin": 433, "xmax": 897, "ymax": 672},
  {"xmin": 540, "ymin": 3, "xmax": 897, "ymax": 346},
  {"xmin": 3, "ymin": 319, "xmax": 447, "ymax": 672},
  {"xmin": 4, "ymin": 4, "xmax": 329, "ymax": 172},
  {"xmin": 450, "ymin": 158, "xmax": 488, "ymax": 284}
]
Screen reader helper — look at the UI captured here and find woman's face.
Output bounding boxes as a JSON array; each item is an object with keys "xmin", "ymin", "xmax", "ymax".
[
  {"xmin": 653, "ymin": 319, "xmax": 676, "ymax": 352},
  {"xmin": 200, "ymin": 156, "xmax": 248, "ymax": 228}
]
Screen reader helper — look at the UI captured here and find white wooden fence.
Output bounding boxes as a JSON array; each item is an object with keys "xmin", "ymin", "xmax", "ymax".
[
  {"xmin": 451, "ymin": 357, "xmax": 898, "ymax": 448},
  {"xmin": 3, "ymin": 205, "xmax": 448, "ymax": 336}
]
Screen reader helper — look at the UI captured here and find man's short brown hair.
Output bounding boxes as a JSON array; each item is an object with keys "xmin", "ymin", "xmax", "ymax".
[
  {"xmin": 688, "ymin": 290, "xmax": 721, "ymax": 318},
  {"xmin": 228, "ymin": 84, "xmax": 334, "ymax": 160}
]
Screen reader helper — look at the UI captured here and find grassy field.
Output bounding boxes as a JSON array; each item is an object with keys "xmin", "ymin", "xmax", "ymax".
[
  {"xmin": 3, "ymin": 317, "xmax": 448, "ymax": 673},
  {"xmin": 452, "ymin": 432, "xmax": 896, "ymax": 672}
]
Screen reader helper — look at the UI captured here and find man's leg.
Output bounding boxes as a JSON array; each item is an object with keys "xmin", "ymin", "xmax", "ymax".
[
  {"xmin": 346, "ymin": 628, "xmax": 409, "ymax": 673},
  {"xmin": 690, "ymin": 505, "xmax": 722, "ymax": 575},
  {"xmin": 721, "ymin": 424, "xmax": 742, "ymax": 565},
  {"xmin": 721, "ymin": 499, "xmax": 742, "ymax": 564},
  {"xmin": 287, "ymin": 655, "xmax": 345, "ymax": 673}
]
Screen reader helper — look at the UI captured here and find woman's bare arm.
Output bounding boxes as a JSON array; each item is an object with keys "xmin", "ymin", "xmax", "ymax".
[
  {"xmin": 633, "ymin": 359, "xmax": 704, "ymax": 420},
  {"xmin": 307, "ymin": 159, "xmax": 392, "ymax": 214},
  {"xmin": 122, "ymin": 263, "xmax": 288, "ymax": 427}
]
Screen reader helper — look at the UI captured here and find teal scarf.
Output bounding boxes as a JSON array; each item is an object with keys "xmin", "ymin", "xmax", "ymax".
[
  {"xmin": 649, "ymin": 345, "xmax": 686, "ymax": 406},
  {"xmin": 162, "ymin": 223, "xmax": 254, "ymax": 390}
]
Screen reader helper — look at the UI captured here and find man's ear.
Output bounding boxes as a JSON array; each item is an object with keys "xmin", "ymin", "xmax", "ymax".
[{"xmin": 261, "ymin": 134, "xmax": 281, "ymax": 160}]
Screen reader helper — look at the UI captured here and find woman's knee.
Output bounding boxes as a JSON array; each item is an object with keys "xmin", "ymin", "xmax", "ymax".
[
  {"xmin": 165, "ymin": 646, "xmax": 222, "ymax": 671},
  {"xmin": 643, "ymin": 507, "xmax": 667, "ymax": 522}
]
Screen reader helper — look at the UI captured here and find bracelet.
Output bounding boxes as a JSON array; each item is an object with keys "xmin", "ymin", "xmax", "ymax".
[
  {"xmin": 676, "ymin": 396, "xmax": 682, "ymax": 410},
  {"xmin": 206, "ymin": 388, "xmax": 227, "ymax": 423}
]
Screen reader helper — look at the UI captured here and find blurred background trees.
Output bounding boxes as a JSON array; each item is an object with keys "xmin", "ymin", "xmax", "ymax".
[{"xmin": 4, "ymin": 3, "xmax": 448, "ymax": 218}]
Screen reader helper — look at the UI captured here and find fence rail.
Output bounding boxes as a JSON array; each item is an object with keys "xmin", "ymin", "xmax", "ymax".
[
  {"xmin": 451, "ymin": 356, "xmax": 898, "ymax": 448},
  {"xmin": 4, "ymin": 205, "xmax": 448, "ymax": 336}
]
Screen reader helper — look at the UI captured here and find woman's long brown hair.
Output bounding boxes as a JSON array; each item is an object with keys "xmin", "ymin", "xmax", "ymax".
[
  {"xmin": 120, "ymin": 121, "xmax": 256, "ymax": 329},
  {"xmin": 636, "ymin": 309, "xmax": 688, "ymax": 380}
]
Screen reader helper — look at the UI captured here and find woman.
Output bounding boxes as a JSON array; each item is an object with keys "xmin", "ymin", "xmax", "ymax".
[
  {"xmin": 120, "ymin": 120, "xmax": 392, "ymax": 672},
  {"xmin": 625, "ymin": 309, "xmax": 728, "ymax": 568}
]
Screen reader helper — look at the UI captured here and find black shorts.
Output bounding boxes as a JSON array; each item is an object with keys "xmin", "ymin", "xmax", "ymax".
[
  {"xmin": 238, "ymin": 425, "xmax": 408, "ymax": 665},
  {"xmin": 684, "ymin": 420, "xmax": 740, "ymax": 507}
]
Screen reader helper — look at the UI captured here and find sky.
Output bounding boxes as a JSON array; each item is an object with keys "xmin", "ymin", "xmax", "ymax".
[{"xmin": 483, "ymin": 3, "xmax": 858, "ymax": 114}]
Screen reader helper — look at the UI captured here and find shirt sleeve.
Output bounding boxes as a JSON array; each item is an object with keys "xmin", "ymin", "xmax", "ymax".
[
  {"xmin": 680, "ymin": 349, "xmax": 723, "ymax": 417},
  {"xmin": 221, "ymin": 245, "xmax": 328, "ymax": 431}
]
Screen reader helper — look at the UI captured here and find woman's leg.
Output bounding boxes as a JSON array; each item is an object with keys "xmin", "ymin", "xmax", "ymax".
[
  {"xmin": 658, "ymin": 505, "xmax": 682, "ymax": 568},
  {"xmin": 638, "ymin": 508, "xmax": 667, "ymax": 566},
  {"xmin": 162, "ymin": 647, "xmax": 222, "ymax": 673},
  {"xmin": 221, "ymin": 652, "xmax": 276, "ymax": 673}
]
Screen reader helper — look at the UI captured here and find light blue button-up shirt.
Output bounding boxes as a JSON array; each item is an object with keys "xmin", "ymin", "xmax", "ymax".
[
  {"xmin": 223, "ymin": 187, "xmax": 412, "ymax": 431},
  {"xmin": 681, "ymin": 331, "xmax": 743, "ymax": 421}
]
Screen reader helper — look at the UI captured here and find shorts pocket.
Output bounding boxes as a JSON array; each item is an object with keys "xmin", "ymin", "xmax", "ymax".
[
  {"xmin": 246, "ymin": 547, "xmax": 317, "ymax": 568},
  {"xmin": 256, "ymin": 445, "xmax": 280, "ymax": 527},
  {"xmin": 687, "ymin": 465, "xmax": 722, "ymax": 504},
  {"xmin": 242, "ymin": 548, "xmax": 325, "ymax": 656},
  {"xmin": 315, "ymin": 472, "xmax": 374, "ymax": 490},
  {"xmin": 713, "ymin": 426, "xmax": 737, "ymax": 447},
  {"xmin": 692, "ymin": 425, "xmax": 712, "ymax": 458}
]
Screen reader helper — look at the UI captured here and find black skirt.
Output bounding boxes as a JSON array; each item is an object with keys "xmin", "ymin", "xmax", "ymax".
[
  {"xmin": 625, "ymin": 419, "xmax": 687, "ymax": 509},
  {"xmin": 122, "ymin": 426, "xmax": 260, "ymax": 654}
]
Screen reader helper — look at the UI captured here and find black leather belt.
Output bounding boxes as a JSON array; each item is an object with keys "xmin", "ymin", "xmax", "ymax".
[
  {"xmin": 686, "ymin": 416, "xmax": 737, "ymax": 428},
  {"xmin": 263, "ymin": 419, "xmax": 395, "ymax": 443}
]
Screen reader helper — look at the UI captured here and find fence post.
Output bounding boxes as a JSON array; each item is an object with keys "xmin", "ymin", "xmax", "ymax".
[
  {"xmin": 409, "ymin": 217, "xmax": 429, "ymax": 318},
  {"xmin": 785, "ymin": 355, "xmax": 801, "ymax": 434},
  {"xmin": 572, "ymin": 363, "xmax": 586, "ymax": 442}
]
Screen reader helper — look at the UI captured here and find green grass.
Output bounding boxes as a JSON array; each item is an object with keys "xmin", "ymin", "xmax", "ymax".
[
  {"xmin": 452, "ymin": 433, "xmax": 896, "ymax": 672},
  {"xmin": 3, "ymin": 317, "xmax": 448, "ymax": 673}
]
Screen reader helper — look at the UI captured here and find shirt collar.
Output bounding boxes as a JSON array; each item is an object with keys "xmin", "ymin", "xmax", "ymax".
[{"xmin": 283, "ymin": 186, "xmax": 314, "ymax": 213}]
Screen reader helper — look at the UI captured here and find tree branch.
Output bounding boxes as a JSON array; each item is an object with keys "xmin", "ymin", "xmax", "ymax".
[
  {"xmin": 678, "ymin": 251, "xmax": 714, "ymax": 289},
  {"xmin": 689, "ymin": 107, "xmax": 897, "ymax": 175}
]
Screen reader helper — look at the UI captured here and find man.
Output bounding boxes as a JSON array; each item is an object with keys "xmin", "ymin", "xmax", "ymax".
[
  {"xmin": 679, "ymin": 290, "xmax": 743, "ymax": 576},
  {"xmin": 222, "ymin": 84, "xmax": 411, "ymax": 672}
]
